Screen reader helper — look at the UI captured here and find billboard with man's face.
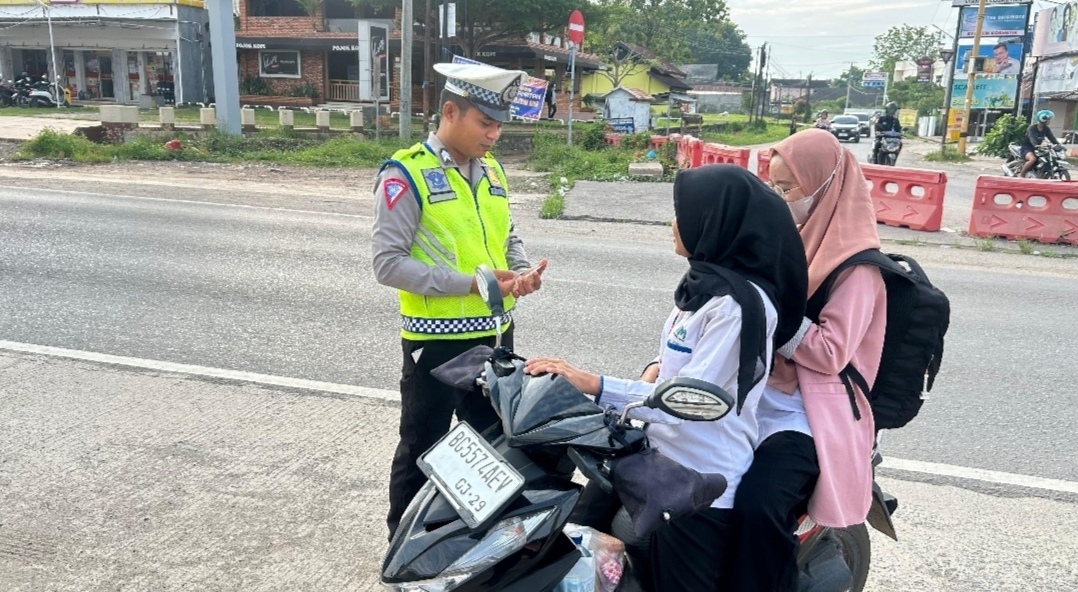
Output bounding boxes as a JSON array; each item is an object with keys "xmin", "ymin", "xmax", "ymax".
[{"xmin": 954, "ymin": 42, "xmax": 1024, "ymax": 75}]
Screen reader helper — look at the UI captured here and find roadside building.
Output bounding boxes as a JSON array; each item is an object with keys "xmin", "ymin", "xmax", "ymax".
[{"xmin": 0, "ymin": 0, "xmax": 211, "ymax": 105}]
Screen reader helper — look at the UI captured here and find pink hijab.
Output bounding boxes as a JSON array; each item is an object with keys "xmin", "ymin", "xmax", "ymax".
[{"xmin": 771, "ymin": 129, "xmax": 880, "ymax": 298}]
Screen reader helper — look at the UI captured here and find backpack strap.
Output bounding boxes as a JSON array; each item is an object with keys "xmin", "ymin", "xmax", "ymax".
[{"xmin": 805, "ymin": 249, "xmax": 897, "ymax": 420}]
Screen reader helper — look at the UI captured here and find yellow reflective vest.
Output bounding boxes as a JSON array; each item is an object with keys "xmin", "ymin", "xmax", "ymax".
[{"xmin": 383, "ymin": 143, "xmax": 515, "ymax": 341}]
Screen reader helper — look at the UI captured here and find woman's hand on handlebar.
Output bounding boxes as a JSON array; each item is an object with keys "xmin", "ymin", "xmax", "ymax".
[{"xmin": 524, "ymin": 357, "xmax": 601, "ymax": 396}]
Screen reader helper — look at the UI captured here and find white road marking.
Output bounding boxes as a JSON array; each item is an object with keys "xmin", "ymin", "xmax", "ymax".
[
  {"xmin": 0, "ymin": 184, "xmax": 374, "ymax": 220},
  {"xmin": 882, "ymin": 457, "xmax": 1078, "ymax": 495},
  {"xmin": 3, "ymin": 339, "xmax": 1078, "ymax": 496},
  {"xmin": 0, "ymin": 340, "xmax": 396, "ymax": 403}
]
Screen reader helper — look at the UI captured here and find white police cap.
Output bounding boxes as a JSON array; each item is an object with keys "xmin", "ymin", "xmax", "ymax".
[{"xmin": 434, "ymin": 62, "xmax": 527, "ymax": 122}]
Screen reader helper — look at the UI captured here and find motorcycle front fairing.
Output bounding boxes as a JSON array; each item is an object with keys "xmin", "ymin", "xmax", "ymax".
[
  {"xmin": 382, "ymin": 351, "xmax": 613, "ymax": 591},
  {"xmin": 488, "ymin": 360, "xmax": 647, "ymax": 455}
]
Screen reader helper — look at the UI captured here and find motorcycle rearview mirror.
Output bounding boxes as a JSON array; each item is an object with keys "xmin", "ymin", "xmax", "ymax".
[
  {"xmin": 474, "ymin": 265, "xmax": 504, "ymax": 317},
  {"xmin": 622, "ymin": 377, "xmax": 734, "ymax": 423},
  {"xmin": 474, "ymin": 265, "xmax": 507, "ymax": 350}
]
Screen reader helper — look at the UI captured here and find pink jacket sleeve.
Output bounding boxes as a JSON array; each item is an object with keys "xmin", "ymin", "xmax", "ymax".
[{"xmin": 793, "ymin": 265, "xmax": 885, "ymax": 376}]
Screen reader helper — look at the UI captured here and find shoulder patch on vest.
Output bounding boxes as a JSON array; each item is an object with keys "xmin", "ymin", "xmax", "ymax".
[{"xmin": 383, "ymin": 178, "xmax": 408, "ymax": 210}]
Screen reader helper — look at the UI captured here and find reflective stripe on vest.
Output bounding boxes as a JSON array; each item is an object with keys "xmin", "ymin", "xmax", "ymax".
[{"xmin": 385, "ymin": 143, "xmax": 515, "ymax": 341}]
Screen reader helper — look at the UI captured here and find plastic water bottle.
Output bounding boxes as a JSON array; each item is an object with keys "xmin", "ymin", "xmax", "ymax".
[{"xmin": 554, "ymin": 536, "xmax": 596, "ymax": 592}]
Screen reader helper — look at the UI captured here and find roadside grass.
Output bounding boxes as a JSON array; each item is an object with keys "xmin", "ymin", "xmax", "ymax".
[
  {"xmin": 0, "ymin": 106, "xmax": 98, "ymax": 119},
  {"xmin": 1018, "ymin": 240, "xmax": 1035, "ymax": 255},
  {"xmin": 702, "ymin": 122, "xmax": 789, "ymax": 146},
  {"xmin": 922, "ymin": 147, "xmax": 972, "ymax": 163},
  {"xmin": 15, "ymin": 128, "xmax": 408, "ymax": 167},
  {"xmin": 975, "ymin": 238, "xmax": 998, "ymax": 252},
  {"xmin": 540, "ymin": 193, "xmax": 565, "ymax": 219}
]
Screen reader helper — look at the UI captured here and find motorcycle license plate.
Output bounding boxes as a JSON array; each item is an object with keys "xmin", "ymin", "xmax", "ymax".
[{"xmin": 418, "ymin": 422, "xmax": 525, "ymax": 529}]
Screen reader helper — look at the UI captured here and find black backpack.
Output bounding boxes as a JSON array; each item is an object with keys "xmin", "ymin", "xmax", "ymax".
[{"xmin": 806, "ymin": 250, "xmax": 950, "ymax": 429}]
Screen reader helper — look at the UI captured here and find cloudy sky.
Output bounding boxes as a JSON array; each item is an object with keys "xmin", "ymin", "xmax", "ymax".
[{"xmin": 725, "ymin": 0, "xmax": 1057, "ymax": 79}]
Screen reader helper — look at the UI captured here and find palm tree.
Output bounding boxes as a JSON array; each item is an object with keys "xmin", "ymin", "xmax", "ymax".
[{"xmin": 294, "ymin": 0, "xmax": 321, "ymax": 31}]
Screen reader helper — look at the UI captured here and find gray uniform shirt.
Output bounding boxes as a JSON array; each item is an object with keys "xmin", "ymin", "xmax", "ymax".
[{"xmin": 371, "ymin": 133, "xmax": 531, "ymax": 296}]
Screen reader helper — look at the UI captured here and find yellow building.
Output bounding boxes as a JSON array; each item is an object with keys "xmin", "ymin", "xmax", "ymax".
[
  {"xmin": 0, "ymin": 0, "xmax": 211, "ymax": 104},
  {"xmin": 581, "ymin": 42, "xmax": 691, "ymax": 98}
]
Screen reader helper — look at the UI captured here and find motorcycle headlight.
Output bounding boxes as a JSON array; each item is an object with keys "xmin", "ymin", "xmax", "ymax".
[{"xmin": 383, "ymin": 508, "xmax": 556, "ymax": 592}]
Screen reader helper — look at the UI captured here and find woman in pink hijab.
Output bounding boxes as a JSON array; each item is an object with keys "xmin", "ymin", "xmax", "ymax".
[{"xmin": 728, "ymin": 129, "xmax": 887, "ymax": 591}]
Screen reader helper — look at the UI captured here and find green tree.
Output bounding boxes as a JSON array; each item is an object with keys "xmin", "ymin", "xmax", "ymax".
[
  {"xmin": 586, "ymin": 0, "xmax": 730, "ymax": 63},
  {"xmin": 886, "ymin": 79, "xmax": 945, "ymax": 115},
  {"xmin": 360, "ymin": 0, "xmax": 577, "ymax": 58},
  {"xmin": 831, "ymin": 64, "xmax": 865, "ymax": 89},
  {"xmin": 294, "ymin": 0, "xmax": 321, "ymax": 29},
  {"xmin": 685, "ymin": 21, "xmax": 751, "ymax": 81},
  {"xmin": 871, "ymin": 25, "xmax": 946, "ymax": 78}
]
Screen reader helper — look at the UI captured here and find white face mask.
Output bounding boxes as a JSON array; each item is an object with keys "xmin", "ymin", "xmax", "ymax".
[
  {"xmin": 784, "ymin": 154, "xmax": 841, "ymax": 225},
  {"xmin": 788, "ymin": 196, "xmax": 814, "ymax": 225}
]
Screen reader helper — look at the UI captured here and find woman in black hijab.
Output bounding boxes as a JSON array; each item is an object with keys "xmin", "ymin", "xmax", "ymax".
[{"xmin": 526, "ymin": 165, "xmax": 807, "ymax": 590}]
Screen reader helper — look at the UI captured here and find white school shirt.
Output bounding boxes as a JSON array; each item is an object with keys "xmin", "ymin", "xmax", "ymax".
[
  {"xmin": 757, "ymin": 385, "xmax": 813, "ymax": 444},
  {"xmin": 597, "ymin": 285, "xmax": 778, "ymax": 509}
]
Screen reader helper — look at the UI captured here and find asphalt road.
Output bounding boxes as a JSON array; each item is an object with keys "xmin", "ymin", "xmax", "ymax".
[
  {"xmin": 2, "ymin": 183, "xmax": 1078, "ymax": 590},
  {"xmin": 2, "ymin": 185, "xmax": 1076, "ymax": 485},
  {"xmin": 4, "ymin": 351, "xmax": 1076, "ymax": 591}
]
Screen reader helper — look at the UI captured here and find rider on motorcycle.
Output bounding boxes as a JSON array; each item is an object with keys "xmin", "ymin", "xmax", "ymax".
[
  {"xmin": 1018, "ymin": 110, "xmax": 1063, "ymax": 178},
  {"xmin": 871, "ymin": 102, "xmax": 903, "ymax": 164},
  {"xmin": 814, "ymin": 110, "xmax": 831, "ymax": 130}
]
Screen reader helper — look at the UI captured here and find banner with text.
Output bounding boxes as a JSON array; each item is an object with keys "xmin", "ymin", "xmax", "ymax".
[
  {"xmin": 960, "ymin": 5, "xmax": 1028, "ymax": 38},
  {"xmin": 1035, "ymin": 55, "xmax": 1078, "ymax": 95},
  {"xmin": 951, "ymin": 74, "xmax": 1019, "ymax": 109},
  {"xmin": 452, "ymin": 55, "xmax": 549, "ymax": 121}
]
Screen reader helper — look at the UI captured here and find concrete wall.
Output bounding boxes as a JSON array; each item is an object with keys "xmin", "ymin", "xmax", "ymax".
[{"xmin": 582, "ymin": 66, "xmax": 671, "ymax": 98}]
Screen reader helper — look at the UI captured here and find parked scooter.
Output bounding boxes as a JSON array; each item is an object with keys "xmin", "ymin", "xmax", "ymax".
[
  {"xmin": 381, "ymin": 266, "xmax": 899, "ymax": 592},
  {"xmin": 0, "ymin": 80, "xmax": 17, "ymax": 107},
  {"xmin": 871, "ymin": 131, "xmax": 903, "ymax": 166},
  {"xmin": 1002, "ymin": 142, "xmax": 1070, "ymax": 180},
  {"xmin": 26, "ymin": 75, "xmax": 69, "ymax": 108}
]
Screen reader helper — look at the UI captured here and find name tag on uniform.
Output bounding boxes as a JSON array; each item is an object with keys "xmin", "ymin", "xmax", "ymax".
[
  {"xmin": 484, "ymin": 167, "xmax": 507, "ymax": 197},
  {"xmin": 423, "ymin": 168, "xmax": 457, "ymax": 203}
]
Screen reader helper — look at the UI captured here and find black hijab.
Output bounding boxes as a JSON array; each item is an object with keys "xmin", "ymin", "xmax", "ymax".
[{"xmin": 672, "ymin": 165, "xmax": 808, "ymax": 412}]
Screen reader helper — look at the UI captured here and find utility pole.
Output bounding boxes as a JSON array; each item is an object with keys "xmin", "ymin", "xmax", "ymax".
[
  {"xmin": 806, "ymin": 73, "xmax": 813, "ymax": 123},
  {"xmin": 750, "ymin": 44, "xmax": 766, "ymax": 123},
  {"xmin": 208, "ymin": 0, "xmax": 240, "ymax": 133},
  {"xmin": 958, "ymin": 0, "xmax": 989, "ymax": 155},
  {"xmin": 762, "ymin": 44, "xmax": 772, "ymax": 120},
  {"xmin": 940, "ymin": 23, "xmax": 959, "ymax": 155},
  {"xmin": 400, "ymin": 0, "xmax": 412, "ymax": 139},
  {"xmin": 423, "ymin": 0, "xmax": 431, "ymax": 131},
  {"xmin": 844, "ymin": 62, "xmax": 853, "ymax": 113},
  {"xmin": 757, "ymin": 44, "xmax": 767, "ymax": 122}
]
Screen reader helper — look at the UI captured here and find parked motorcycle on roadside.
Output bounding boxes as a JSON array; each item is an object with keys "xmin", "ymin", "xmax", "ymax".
[
  {"xmin": 0, "ymin": 79, "xmax": 17, "ymax": 107},
  {"xmin": 1002, "ymin": 142, "xmax": 1071, "ymax": 180},
  {"xmin": 871, "ymin": 131, "xmax": 903, "ymax": 166},
  {"xmin": 380, "ymin": 266, "xmax": 900, "ymax": 592},
  {"xmin": 25, "ymin": 75, "xmax": 70, "ymax": 108}
]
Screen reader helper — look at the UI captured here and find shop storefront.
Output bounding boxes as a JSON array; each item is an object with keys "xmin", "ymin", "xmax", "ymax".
[{"xmin": 0, "ymin": 1, "xmax": 208, "ymax": 104}]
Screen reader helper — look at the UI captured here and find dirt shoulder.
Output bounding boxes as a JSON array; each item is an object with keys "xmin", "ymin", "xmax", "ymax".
[{"xmin": 0, "ymin": 146, "xmax": 550, "ymax": 216}]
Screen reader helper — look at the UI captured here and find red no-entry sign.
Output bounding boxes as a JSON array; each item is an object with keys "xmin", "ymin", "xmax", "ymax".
[{"xmin": 568, "ymin": 10, "xmax": 585, "ymax": 46}]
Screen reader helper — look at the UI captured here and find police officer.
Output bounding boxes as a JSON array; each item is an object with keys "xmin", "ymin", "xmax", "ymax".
[
  {"xmin": 372, "ymin": 62, "xmax": 548, "ymax": 539},
  {"xmin": 871, "ymin": 102, "xmax": 903, "ymax": 163}
]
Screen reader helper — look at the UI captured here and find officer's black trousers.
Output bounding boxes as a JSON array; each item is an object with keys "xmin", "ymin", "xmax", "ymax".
[{"xmin": 386, "ymin": 328, "xmax": 512, "ymax": 539}]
